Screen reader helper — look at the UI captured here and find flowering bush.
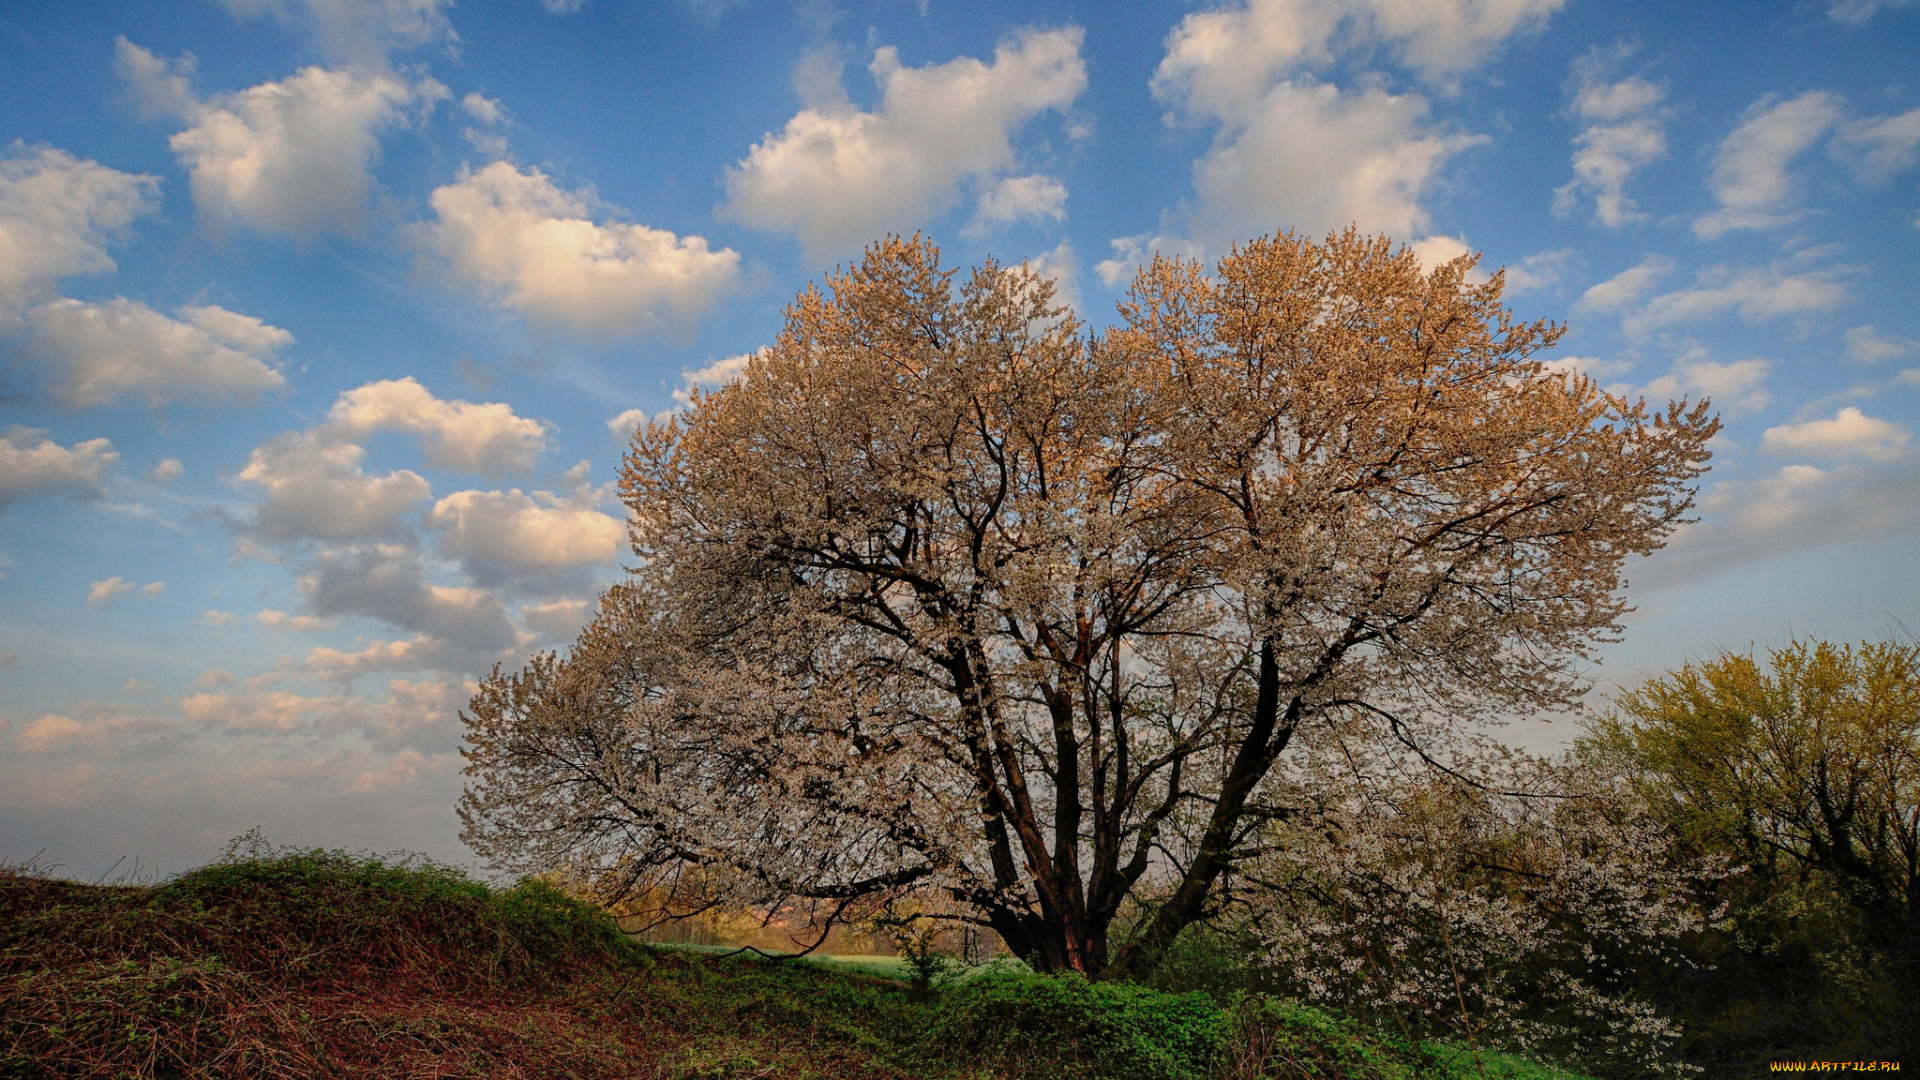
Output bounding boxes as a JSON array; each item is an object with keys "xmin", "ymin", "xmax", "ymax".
[{"xmin": 1240, "ymin": 742, "xmax": 1716, "ymax": 1077}]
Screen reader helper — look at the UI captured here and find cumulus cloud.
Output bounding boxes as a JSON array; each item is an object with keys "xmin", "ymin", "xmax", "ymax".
[
  {"xmin": 297, "ymin": 543, "xmax": 519, "ymax": 661},
  {"xmin": 968, "ymin": 175, "xmax": 1068, "ymax": 235},
  {"xmin": 1025, "ymin": 239, "xmax": 1081, "ymax": 312},
  {"xmin": 0, "ymin": 146, "xmax": 158, "ymax": 312},
  {"xmin": 1553, "ymin": 59, "xmax": 1664, "ymax": 227},
  {"xmin": 722, "ymin": 28, "xmax": 1088, "ymax": 260},
  {"xmin": 1143, "ymin": 0, "xmax": 1556, "ymax": 252},
  {"xmin": 1763, "ymin": 407, "xmax": 1909, "ymax": 461},
  {"xmin": 669, "ymin": 351, "xmax": 757, "ymax": 407},
  {"xmin": 1639, "ymin": 354, "xmax": 1772, "ymax": 414},
  {"xmin": 1621, "ymin": 262, "xmax": 1853, "ymax": 337},
  {"xmin": 117, "ymin": 40, "xmax": 443, "ymax": 239},
  {"xmin": 1093, "ymin": 232, "xmax": 1205, "ymax": 288},
  {"xmin": 1153, "ymin": 0, "xmax": 1563, "ymax": 103},
  {"xmin": 0, "ymin": 427, "xmax": 118, "ymax": 510},
  {"xmin": 237, "ymin": 432, "xmax": 431, "ymax": 542},
  {"xmin": 322, "ymin": 377, "xmax": 548, "ymax": 475},
  {"xmin": 416, "ymin": 162, "xmax": 739, "ymax": 339},
  {"xmin": 1187, "ymin": 79, "xmax": 1481, "ymax": 245},
  {"xmin": 1694, "ymin": 91, "xmax": 1844, "ymax": 239},
  {"xmin": 149, "ymin": 458, "xmax": 184, "ymax": 482},
  {"xmin": 19, "ymin": 298, "xmax": 289, "ymax": 407},
  {"xmin": 425, "ymin": 486, "xmax": 624, "ymax": 583},
  {"xmin": 236, "ymin": 378, "xmax": 553, "ymax": 542},
  {"xmin": 606, "ymin": 408, "xmax": 648, "ymax": 443}
]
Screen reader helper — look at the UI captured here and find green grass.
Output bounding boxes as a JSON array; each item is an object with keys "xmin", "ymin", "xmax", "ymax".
[{"xmin": 1, "ymin": 850, "xmax": 1601, "ymax": 1080}]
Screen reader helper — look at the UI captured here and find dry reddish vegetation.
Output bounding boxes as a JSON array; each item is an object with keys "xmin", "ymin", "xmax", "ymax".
[
  {"xmin": 0, "ymin": 853, "xmax": 914, "ymax": 1079},
  {"xmin": 0, "ymin": 849, "xmax": 1593, "ymax": 1080}
]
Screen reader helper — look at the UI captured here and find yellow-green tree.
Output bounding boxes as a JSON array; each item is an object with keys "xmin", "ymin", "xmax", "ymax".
[
  {"xmin": 1591, "ymin": 640, "xmax": 1920, "ymax": 938},
  {"xmin": 1583, "ymin": 639, "xmax": 1920, "ymax": 1066}
]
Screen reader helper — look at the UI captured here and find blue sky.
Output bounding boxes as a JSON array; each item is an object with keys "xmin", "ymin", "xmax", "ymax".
[{"xmin": 3, "ymin": 0, "xmax": 1917, "ymax": 875}]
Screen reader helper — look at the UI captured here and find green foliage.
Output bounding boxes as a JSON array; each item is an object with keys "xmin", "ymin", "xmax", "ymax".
[
  {"xmin": 919, "ymin": 970, "xmax": 1226, "ymax": 1080},
  {"xmin": 1, "ymin": 838, "xmax": 1604, "ymax": 1080},
  {"xmin": 1581, "ymin": 637, "xmax": 1920, "ymax": 1074}
]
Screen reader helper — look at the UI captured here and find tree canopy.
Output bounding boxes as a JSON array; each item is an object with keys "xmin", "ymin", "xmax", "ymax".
[{"xmin": 460, "ymin": 230, "xmax": 1719, "ymax": 977}]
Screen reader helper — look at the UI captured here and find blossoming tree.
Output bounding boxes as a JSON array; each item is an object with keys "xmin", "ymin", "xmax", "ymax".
[{"xmin": 459, "ymin": 230, "xmax": 1718, "ymax": 977}]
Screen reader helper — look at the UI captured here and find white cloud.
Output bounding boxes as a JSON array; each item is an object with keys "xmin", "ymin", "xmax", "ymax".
[
  {"xmin": 86, "ymin": 577, "xmax": 139, "ymax": 608},
  {"xmin": 1828, "ymin": 0, "xmax": 1919, "ymax": 23},
  {"xmin": 149, "ymin": 458, "xmax": 185, "ymax": 482},
  {"xmin": 1500, "ymin": 247, "xmax": 1574, "ymax": 294},
  {"xmin": 417, "ymin": 162, "xmax": 739, "ymax": 338},
  {"xmin": 1694, "ymin": 91, "xmax": 1844, "ymax": 239},
  {"xmin": 461, "ymin": 92, "xmax": 504, "ymax": 126},
  {"xmin": 606, "ymin": 408, "xmax": 648, "ymax": 443},
  {"xmin": 1187, "ymin": 78, "xmax": 1481, "ymax": 245},
  {"xmin": 14, "ymin": 714, "xmax": 86, "ymax": 754},
  {"xmin": 1622, "ymin": 262, "xmax": 1852, "ymax": 337},
  {"xmin": 722, "ymin": 28, "xmax": 1088, "ymax": 260},
  {"xmin": 1409, "ymin": 234, "xmax": 1471, "ymax": 272},
  {"xmin": 1553, "ymin": 61, "xmax": 1664, "ymax": 227},
  {"xmin": 114, "ymin": 36, "xmax": 198, "ymax": 119},
  {"xmin": 968, "ymin": 175, "xmax": 1068, "ymax": 235},
  {"xmin": 1833, "ymin": 106, "xmax": 1920, "ymax": 184},
  {"xmin": 302, "ymin": 635, "xmax": 470, "ymax": 681},
  {"xmin": 1639, "ymin": 457, "xmax": 1920, "ymax": 591},
  {"xmin": 20, "ymin": 298, "xmax": 289, "ymax": 407},
  {"xmin": 1573, "ymin": 255, "xmax": 1670, "ymax": 316},
  {"xmin": 1093, "ymin": 232, "xmax": 1205, "ymax": 288},
  {"xmin": 197, "ymin": 610, "xmax": 241, "ymax": 628},
  {"xmin": 0, "ymin": 427, "xmax": 118, "ymax": 510},
  {"xmin": 237, "ymin": 432, "xmax": 431, "ymax": 542},
  {"xmin": 671, "ymin": 351, "xmax": 757, "ymax": 406},
  {"xmin": 322, "ymin": 377, "xmax": 548, "ymax": 475},
  {"xmin": 141, "ymin": 581, "xmax": 166, "ymax": 598},
  {"xmin": 1152, "ymin": 0, "xmax": 1563, "ymax": 106},
  {"xmin": 1763, "ymin": 407, "xmax": 1909, "ymax": 461},
  {"xmin": 1844, "ymin": 325, "xmax": 1916, "ymax": 364},
  {"xmin": 118, "ymin": 40, "xmax": 444, "ymax": 240},
  {"xmin": 425, "ymin": 487, "xmax": 624, "ymax": 579},
  {"xmin": 0, "ymin": 145, "xmax": 158, "ymax": 312},
  {"xmin": 1148, "ymin": 1, "xmax": 1528, "ymax": 250},
  {"xmin": 256, "ymin": 608, "xmax": 338, "ymax": 632},
  {"xmin": 1025, "ymin": 239, "xmax": 1081, "ymax": 313},
  {"xmin": 1540, "ymin": 353, "xmax": 1634, "ymax": 384},
  {"xmin": 215, "ymin": 0, "xmax": 455, "ymax": 65},
  {"xmin": 179, "ymin": 688, "xmax": 333, "ymax": 734},
  {"xmin": 1639, "ymin": 354, "xmax": 1772, "ymax": 414},
  {"xmin": 521, "ymin": 597, "xmax": 591, "ymax": 642}
]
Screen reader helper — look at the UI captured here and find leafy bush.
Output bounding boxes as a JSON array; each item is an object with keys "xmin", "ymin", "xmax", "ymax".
[{"xmin": 921, "ymin": 969, "xmax": 1226, "ymax": 1080}]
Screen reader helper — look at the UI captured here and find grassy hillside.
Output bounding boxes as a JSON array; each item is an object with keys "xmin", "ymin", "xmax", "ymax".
[{"xmin": 0, "ymin": 851, "xmax": 1592, "ymax": 1079}]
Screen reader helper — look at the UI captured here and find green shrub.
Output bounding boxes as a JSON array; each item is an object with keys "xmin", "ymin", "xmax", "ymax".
[{"xmin": 921, "ymin": 969, "xmax": 1226, "ymax": 1080}]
